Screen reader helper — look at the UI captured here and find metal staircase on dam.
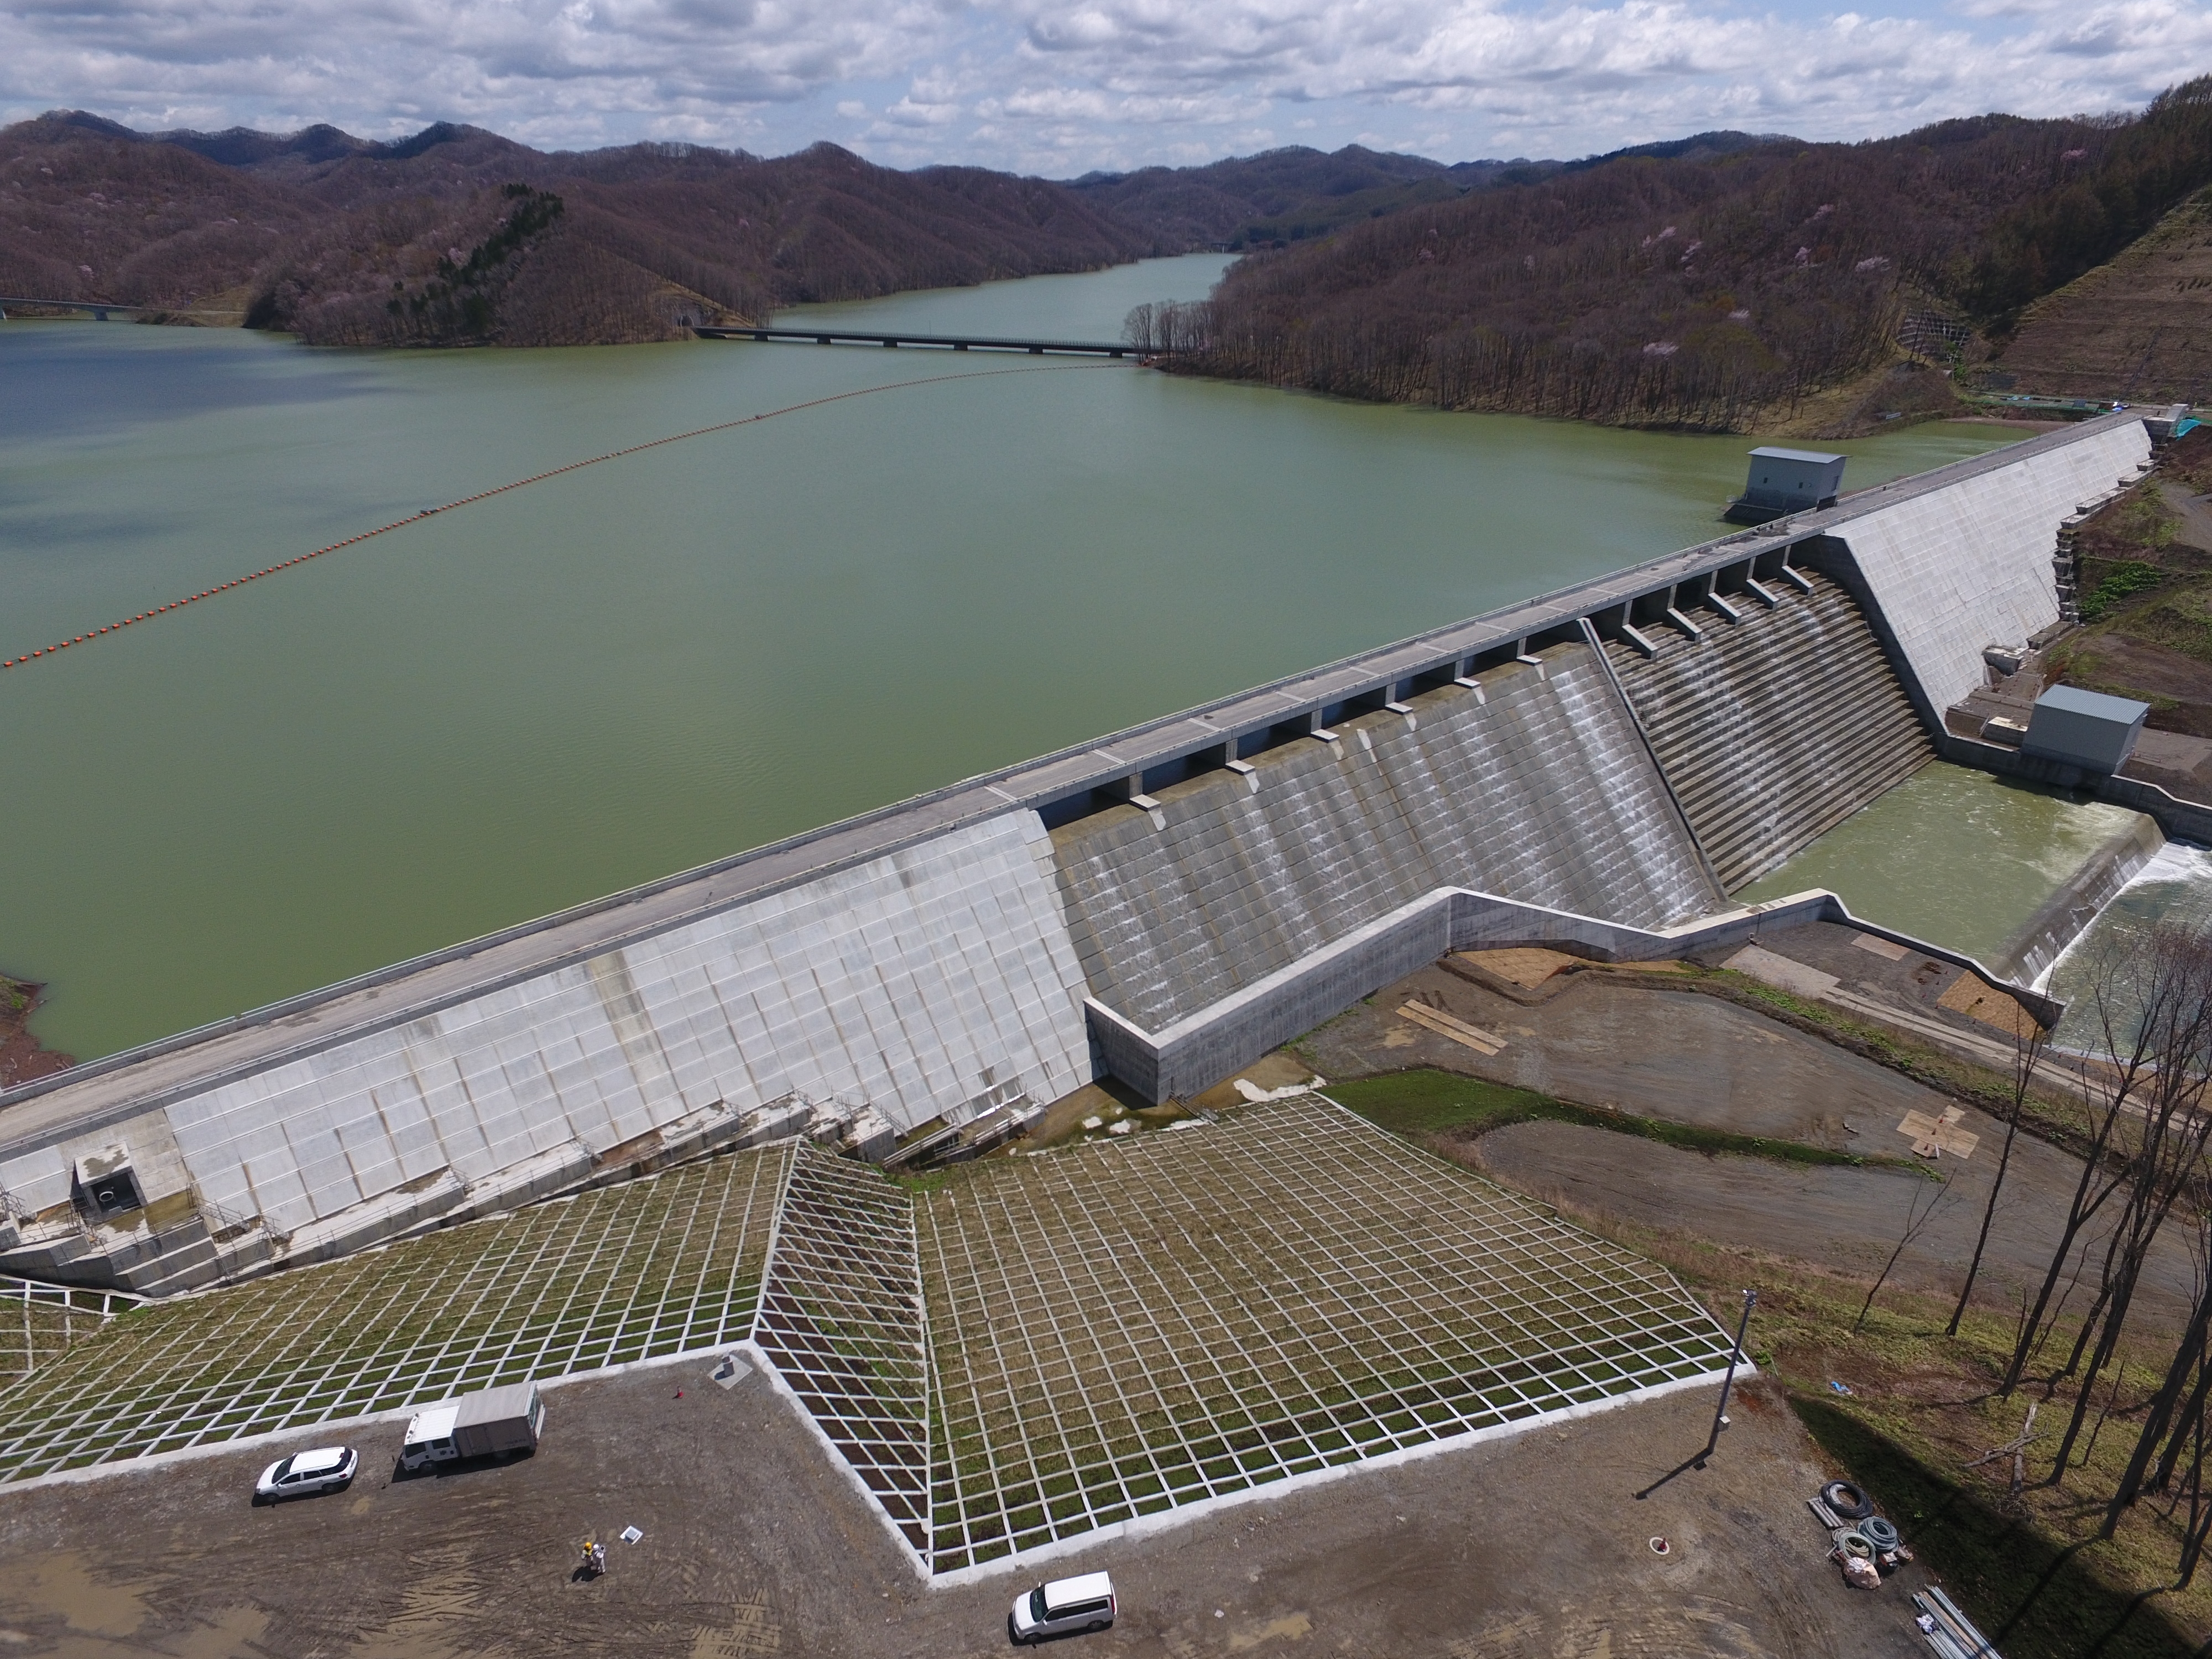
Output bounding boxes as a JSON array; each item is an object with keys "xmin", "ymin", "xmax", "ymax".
[{"xmin": 1600, "ymin": 571, "xmax": 1934, "ymax": 893}]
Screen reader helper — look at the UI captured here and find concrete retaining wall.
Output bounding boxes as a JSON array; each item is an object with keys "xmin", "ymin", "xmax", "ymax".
[
  {"xmin": 1093, "ymin": 885, "xmax": 2043, "ymax": 1105},
  {"xmin": 0, "ymin": 814, "xmax": 1090, "ymax": 1246}
]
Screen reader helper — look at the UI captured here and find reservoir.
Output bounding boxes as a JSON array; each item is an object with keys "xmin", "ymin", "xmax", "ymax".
[{"xmin": 1, "ymin": 255, "xmax": 2026, "ymax": 1061}]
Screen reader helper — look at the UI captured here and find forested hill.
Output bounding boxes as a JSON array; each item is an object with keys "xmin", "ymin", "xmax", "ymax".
[
  {"xmin": 1159, "ymin": 80, "xmax": 2212, "ymax": 430},
  {"xmin": 0, "ymin": 113, "xmax": 1148, "ymax": 346},
  {"xmin": 1069, "ymin": 147, "xmax": 1519, "ymax": 254},
  {"xmin": 1070, "ymin": 131, "xmax": 1778, "ymax": 254},
  {"xmin": 7, "ymin": 87, "xmax": 2208, "ymax": 383}
]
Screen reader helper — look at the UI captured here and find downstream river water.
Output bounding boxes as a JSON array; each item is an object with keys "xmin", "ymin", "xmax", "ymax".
[{"xmin": 2, "ymin": 254, "xmax": 2028, "ymax": 1062}]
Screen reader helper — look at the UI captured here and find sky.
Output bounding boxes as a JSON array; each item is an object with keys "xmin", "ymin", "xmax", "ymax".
[{"xmin": 1, "ymin": 0, "xmax": 2204, "ymax": 178}]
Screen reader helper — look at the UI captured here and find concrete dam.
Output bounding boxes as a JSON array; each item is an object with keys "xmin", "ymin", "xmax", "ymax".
[{"xmin": 0, "ymin": 413, "xmax": 2161, "ymax": 1295}]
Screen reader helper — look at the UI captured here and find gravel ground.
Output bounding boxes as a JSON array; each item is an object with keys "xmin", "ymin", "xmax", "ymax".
[
  {"xmin": 0, "ymin": 1352, "xmax": 1928, "ymax": 1658},
  {"xmin": 1305, "ymin": 958, "xmax": 2197, "ymax": 1332}
]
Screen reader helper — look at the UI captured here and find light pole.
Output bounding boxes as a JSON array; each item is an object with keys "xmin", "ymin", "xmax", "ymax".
[
  {"xmin": 1636, "ymin": 1287, "xmax": 1757, "ymax": 1500},
  {"xmin": 1698, "ymin": 1288, "xmax": 1758, "ymax": 1468}
]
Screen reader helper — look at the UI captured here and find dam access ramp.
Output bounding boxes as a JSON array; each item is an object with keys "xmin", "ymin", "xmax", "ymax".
[{"xmin": 0, "ymin": 411, "xmax": 2161, "ymax": 1294}]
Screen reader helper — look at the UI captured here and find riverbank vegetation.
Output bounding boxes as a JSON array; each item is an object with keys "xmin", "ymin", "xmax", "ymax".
[{"xmin": 0, "ymin": 974, "xmax": 71, "ymax": 1092}]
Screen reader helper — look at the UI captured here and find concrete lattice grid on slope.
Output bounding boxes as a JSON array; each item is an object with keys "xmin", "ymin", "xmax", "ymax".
[
  {"xmin": 751, "ymin": 1146, "xmax": 932, "ymax": 1552},
  {"xmin": 0, "ymin": 1146, "xmax": 789, "ymax": 1483},
  {"xmin": 0, "ymin": 1109, "xmax": 1734, "ymax": 1579},
  {"xmin": 917, "ymin": 1098, "xmax": 1739, "ymax": 1575},
  {"xmin": 0, "ymin": 1277, "xmax": 134, "ymax": 1384}
]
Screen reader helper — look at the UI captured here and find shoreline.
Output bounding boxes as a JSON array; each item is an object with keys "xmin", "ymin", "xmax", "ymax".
[{"xmin": 0, "ymin": 975, "xmax": 74, "ymax": 1091}]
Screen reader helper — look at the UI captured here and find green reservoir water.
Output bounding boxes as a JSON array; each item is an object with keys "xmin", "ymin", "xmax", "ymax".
[
  {"xmin": 1733, "ymin": 762, "xmax": 2147, "ymax": 966},
  {"xmin": 0, "ymin": 255, "xmax": 2028, "ymax": 1062}
]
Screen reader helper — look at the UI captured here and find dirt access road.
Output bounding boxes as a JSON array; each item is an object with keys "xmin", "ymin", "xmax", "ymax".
[
  {"xmin": 1302, "ymin": 953, "xmax": 2198, "ymax": 1334},
  {"xmin": 0, "ymin": 1352, "xmax": 1921, "ymax": 1658}
]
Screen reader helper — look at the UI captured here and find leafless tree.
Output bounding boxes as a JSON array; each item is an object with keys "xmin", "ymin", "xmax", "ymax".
[
  {"xmin": 1122, "ymin": 303, "xmax": 1156, "ymax": 354},
  {"xmin": 2037, "ymin": 931, "xmax": 2212, "ymax": 1481},
  {"xmin": 1951, "ymin": 1014, "xmax": 2050, "ymax": 1335},
  {"xmin": 1855, "ymin": 1173, "xmax": 1956, "ymax": 1334},
  {"xmin": 2001, "ymin": 933, "xmax": 2212, "ymax": 1398},
  {"xmin": 2106, "ymin": 1211, "xmax": 2212, "ymax": 1535}
]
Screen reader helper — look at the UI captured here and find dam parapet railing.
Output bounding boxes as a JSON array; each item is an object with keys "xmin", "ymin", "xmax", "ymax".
[{"xmin": 0, "ymin": 411, "xmax": 2158, "ymax": 1294}]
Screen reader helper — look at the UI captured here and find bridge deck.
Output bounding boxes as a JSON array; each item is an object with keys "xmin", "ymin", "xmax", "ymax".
[{"xmin": 694, "ymin": 325, "xmax": 1134, "ymax": 356}]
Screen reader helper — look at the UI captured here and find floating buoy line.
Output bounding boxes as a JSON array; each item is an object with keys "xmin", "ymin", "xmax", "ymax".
[{"xmin": 4, "ymin": 361, "xmax": 1111, "ymax": 672}]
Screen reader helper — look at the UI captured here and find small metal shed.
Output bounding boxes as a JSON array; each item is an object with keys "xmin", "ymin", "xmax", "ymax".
[
  {"xmin": 2022, "ymin": 684, "xmax": 2148, "ymax": 773},
  {"xmin": 1745, "ymin": 447, "xmax": 1847, "ymax": 508},
  {"xmin": 1725, "ymin": 447, "xmax": 1847, "ymax": 524}
]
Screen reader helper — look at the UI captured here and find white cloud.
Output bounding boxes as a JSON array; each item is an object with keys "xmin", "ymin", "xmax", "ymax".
[{"xmin": 0, "ymin": 0, "xmax": 2200, "ymax": 174}]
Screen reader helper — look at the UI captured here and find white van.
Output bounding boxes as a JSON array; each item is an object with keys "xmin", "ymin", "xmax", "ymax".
[{"xmin": 1010, "ymin": 1571, "xmax": 1117, "ymax": 1643}]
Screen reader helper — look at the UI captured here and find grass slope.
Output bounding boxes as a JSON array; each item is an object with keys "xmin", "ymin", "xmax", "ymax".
[{"xmin": 1328, "ymin": 1068, "xmax": 1886, "ymax": 1170}]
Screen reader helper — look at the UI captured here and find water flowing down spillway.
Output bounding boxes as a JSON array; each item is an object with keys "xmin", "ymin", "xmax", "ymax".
[
  {"xmin": 1601, "ymin": 568, "xmax": 1934, "ymax": 891},
  {"xmin": 1050, "ymin": 640, "xmax": 1721, "ymax": 1031},
  {"xmin": 2041, "ymin": 842, "xmax": 2212, "ymax": 1051}
]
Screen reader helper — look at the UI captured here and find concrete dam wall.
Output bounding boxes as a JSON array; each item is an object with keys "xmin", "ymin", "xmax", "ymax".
[
  {"xmin": 0, "ymin": 816, "xmax": 1092, "ymax": 1292},
  {"xmin": 1053, "ymin": 641, "xmax": 1720, "ymax": 1032},
  {"xmin": 1828, "ymin": 421, "xmax": 2154, "ymax": 714},
  {"xmin": 0, "ymin": 413, "xmax": 2158, "ymax": 1292},
  {"xmin": 1601, "ymin": 570, "xmax": 1934, "ymax": 890}
]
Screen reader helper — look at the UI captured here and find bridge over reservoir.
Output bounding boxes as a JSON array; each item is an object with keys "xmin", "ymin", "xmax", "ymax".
[
  {"xmin": 0, "ymin": 412, "xmax": 2174, "ymax": 1301},
  {"xmin": 694, "ymin": 324, "xmax": 1137, "ymax": 356},
  {"xmin": 0, "ymin": 296, "xmax": 240, "ymax": 322}
]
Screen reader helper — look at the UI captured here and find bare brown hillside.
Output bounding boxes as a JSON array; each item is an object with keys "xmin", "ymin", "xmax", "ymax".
[
  {"xmin": 0, "ymin": 113, "xmax": 1150, "ymax": 346},
  {"xmin": 1151, "ymin": 79, "xmax": 2212, "ymax": 431},
  {"xmin": 1994, "ymin": 186, "xmax": 2212, "ymax": 403}
]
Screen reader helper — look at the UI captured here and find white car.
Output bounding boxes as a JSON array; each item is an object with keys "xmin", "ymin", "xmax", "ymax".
[
  {"xmin": 255, "ymin": 1446, "xmax": 358, "ymax": 1501},
  {"xmin": 1010, "ymin": 1571, "xmax": 1116, "ymax": 1643}
]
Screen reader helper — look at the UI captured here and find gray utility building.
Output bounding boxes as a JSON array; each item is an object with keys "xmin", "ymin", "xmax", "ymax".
[
  {"xmin": 1726, "ymin": 447, "xmax": 1848, "ymax": 525},
  {"xmin": 2023, "ymin": 684, "xmax": 2150, "ymax": 774}
]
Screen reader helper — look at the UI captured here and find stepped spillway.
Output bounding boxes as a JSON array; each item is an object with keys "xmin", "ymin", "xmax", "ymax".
[
  {"xmin": 1603, "ymin": 572, "xmax": 1935, "ymax": 891},
  {"xmin": 1051, "ymin": 641, "xmax": 1721, "ymax": 1031}
]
